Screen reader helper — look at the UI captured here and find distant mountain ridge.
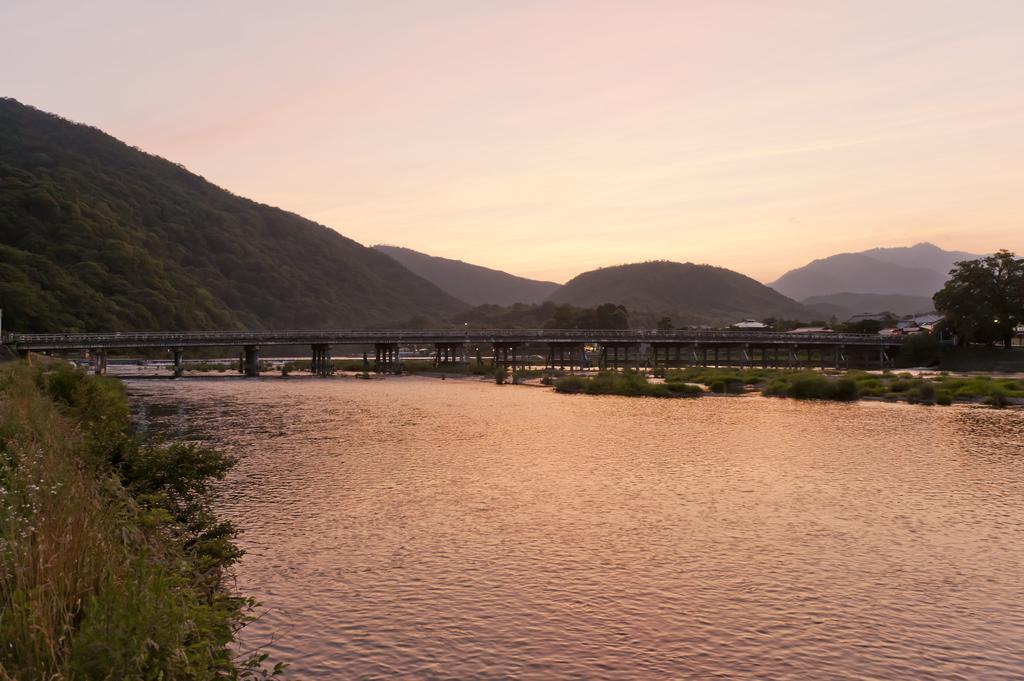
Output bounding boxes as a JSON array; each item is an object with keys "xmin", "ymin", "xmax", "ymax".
[
  {"xmin": 0, "ymin": 98, "xmax": 466, "ymax": 332},
  {"xmin": 769, "ymin": 243, "xmax": 980, "ymax": 301},
  {"xmin": 803, "ymin": 292, "xmax": 936, "ymax": 320},
  {"xmin": 548, "ymin": 260, "xmax": 811, "ymax": 326},
  {"xmin": 373, "ymin": 245, "xmax": 559, "ymax": 306}
]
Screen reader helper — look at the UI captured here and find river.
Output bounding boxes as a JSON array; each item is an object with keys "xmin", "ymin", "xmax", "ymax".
[{"xmin": 127, "ymin": 375, "xmax": 1024, "ymax": 679}]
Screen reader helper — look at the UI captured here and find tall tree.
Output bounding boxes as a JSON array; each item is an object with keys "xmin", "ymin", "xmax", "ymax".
[{"xmin": 933, "ymin": 250, "xmax": 1024, "ymax": 348}]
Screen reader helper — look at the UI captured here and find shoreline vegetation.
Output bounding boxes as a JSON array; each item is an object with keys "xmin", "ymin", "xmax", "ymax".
[
  {"xmin": 112, "ymin": 356, "xmax": 1021, "ymax": 407},
  {"xmin": 550, "ymin": 367, "xmax": 1021, "ymax": 407},
  {"xmin": 0, "ymin": 362, "xmax": 282, "ymax": 679},
  {"xmin": 688, "ymin": 367, "xmax": 1022, "ymax": 406},
  {"xmin": 553, "ymin": 371, "xmax": 703, "ymax": 398},
  {"xmin": 647, "ymin": 366, "xmax": 1015, "ymax": 403}
]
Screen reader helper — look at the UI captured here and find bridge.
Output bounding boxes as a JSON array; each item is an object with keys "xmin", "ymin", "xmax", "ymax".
[{"xmin": 5, "ymin": 329, "xmax": 903, "ymax": 377}]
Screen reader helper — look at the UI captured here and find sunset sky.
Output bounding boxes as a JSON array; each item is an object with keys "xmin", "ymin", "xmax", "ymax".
[{"xmin": 2, "ymin": 1, "xmax": 1022, "ymax": 283}]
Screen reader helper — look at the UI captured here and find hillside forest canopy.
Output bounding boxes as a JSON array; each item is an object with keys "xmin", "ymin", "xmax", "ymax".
[{"xmin": 0, "ymin": 98, "xmax": 464, "ymax": 333}]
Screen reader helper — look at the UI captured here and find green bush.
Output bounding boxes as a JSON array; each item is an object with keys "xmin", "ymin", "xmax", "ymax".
[
  {"xmin": 985, "ymin": 389, "xmax": 1009, "ymax": 407},
  {"xmin": 665, "ymin": 382, "xmax": 704, "ymax": 397},
  {"xmin": 724, "ymin": 378, "xmax": 745, "ymax": 394},
  {"xmin": 916, "ymin": 382, "xmax": 936, "ymax": 402},
  {"xmin": 828, "ymin": 378, "xmax": 859, "ymax": 401},
  {"xmin": 554, "ymin": 375, "xmax": 585, "ymax": 393},
  {"xmin": 888, "ymin": 380, "xmax": 914, "ymax": 393},
  {"xmin": 0, "ymin": 364, "xmax": 281, "ymax": 678},
  {"xmin": 764, "ymin": 374, "xmax": 859, "ymax": 402},
  {"xmin": 555, "ymin": 371, "xmax": 701, "ymax": 398},
  {"xmin": 785, "ymin": 375, "xmax": 831, "ymax": 399}
]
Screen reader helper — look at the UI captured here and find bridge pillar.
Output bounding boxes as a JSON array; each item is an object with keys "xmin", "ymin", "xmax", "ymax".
[
  {"xmin": 173, "ymin": 348, "xmax": 184, "ymax": 378},
  {"xmin": 547, "ymin": 343, "xmax": 583, "ymax": 370},
  {"xmin": 434, "ymin": 343, "xmax": 464, "ymax": 367},
  {"xmin": 601, "ymin": 343, "xmax": 638, "ymax": 371},
  {"xmin": 243, "ymin": 345, "xmax": 260, "ymax": 377},
  {"xmin": 92, "ymin": 349, "xmax": 106, "ymax": 375},
  {"xmin": 493, "ymin": 343, "xmax": 522, "ymax": 370},
  {"xmin": 374, "ymin": 343, "xmax": 400, "ymax": 373},
  {"xmin": 311, "ymin": 343, "xmax": 333, "ymax": 376}
]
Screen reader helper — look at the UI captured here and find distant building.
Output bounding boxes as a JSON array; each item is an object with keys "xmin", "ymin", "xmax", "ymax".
[
  {"xmin": 847, "ymin": 313, "xmax": 892, "ymax": 324},
  {"xmin": 912, "ymin": 313, "xmax": 943, "ymax": 327},
  {"xmin": 786, "ymin": 326, "xmax": 832, "ymax": 334},
  {"xmin": 731, "ymin": 319, "xmax": 768, "ymax": 329}
]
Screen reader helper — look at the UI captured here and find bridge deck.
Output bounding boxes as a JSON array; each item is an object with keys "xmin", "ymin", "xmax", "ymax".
[{"xmin": 7, "ymin": 329, "xmax": 901, "ymax": 352}]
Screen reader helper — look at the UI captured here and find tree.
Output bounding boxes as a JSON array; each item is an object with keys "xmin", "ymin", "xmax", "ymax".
[
  {"xmin": 933, "ymin": 250, "xmax": 1024, "ymax": 349},
  {"xmin": 579, "ymin": 303, "xmax": 629, "ymax": 329},
  {"xmin": 842, "ymin": 314, "xmax": 896, "ymax": 335},
  {"xmin": 656, "ymin": 316, "xmax": 674, "ymax": 331}
]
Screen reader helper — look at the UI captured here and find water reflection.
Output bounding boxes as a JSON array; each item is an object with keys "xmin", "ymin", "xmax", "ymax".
[{"xmin": 127, "ymin": 376, "xmax": 1024, "ymax": 679}]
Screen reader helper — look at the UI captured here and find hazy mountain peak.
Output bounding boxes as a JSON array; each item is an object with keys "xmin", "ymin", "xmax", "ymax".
[
  {"xmin": 373, "ymin": 245, "xmax": 559, "ymax": 306},
  {"xmin": 770, "ymin": 243, "xmax": 981, "ymax": 300}
]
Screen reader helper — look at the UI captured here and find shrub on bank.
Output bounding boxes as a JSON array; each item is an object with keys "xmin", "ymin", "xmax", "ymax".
[
  {"xmin": 0, "ymin": 364, "xmax": 281, "ymax": 678},
  {"xmin": 985, "ymin": 389, "xmax": 1009, "ymax": 407},
  {"xmin": 554, "ymin": 371, "xmax": 701, "ymax": 398},
  {"xmin": 664, "ymin": 381, "xmax": 704, "ymax": 397},
  {"xmin": 664, "ymin": 365, "xmax": 1019, "ymax": 407},
  {"xmin": 554, "ymin": 375, "xmax": 585, "ymax": 393},
  {"xmin": 764, "ymin": 374, "xmax": 860, "ymax": 402},
  {"xmin": 906, "ymin": 382, "xmax": 937, "ymax": 405}
]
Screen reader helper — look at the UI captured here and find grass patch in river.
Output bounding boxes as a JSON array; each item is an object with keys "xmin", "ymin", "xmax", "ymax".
[
  {"xmin": 658, "ymin": 367, "xmax": 1022, "ymax": 406},
  {"xmin": 555, "ymin": 372, "xmax": 702, "ymax": 398}
]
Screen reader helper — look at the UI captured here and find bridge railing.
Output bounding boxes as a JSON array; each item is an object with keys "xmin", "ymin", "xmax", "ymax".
[{"xmin": 8, "ymin": 328, "xmax": 901, "ymax": 348}]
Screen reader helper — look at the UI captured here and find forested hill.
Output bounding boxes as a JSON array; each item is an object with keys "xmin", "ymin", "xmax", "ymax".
[
  {"xmin": 0, "ymin": 99, "xmax": 466, "ymax": 332},
  {"xmin": 373, "ymin": 245, "xmax": 559, "ymax": 305},
  {"xmin": 548, "ymin": 261, "xmax": 812, "ymax": 326}
]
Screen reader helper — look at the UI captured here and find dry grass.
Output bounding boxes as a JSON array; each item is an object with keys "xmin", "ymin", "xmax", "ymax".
[{"xmin": 0, "ymin": 364, "xmax": 281, "ymax": 679}]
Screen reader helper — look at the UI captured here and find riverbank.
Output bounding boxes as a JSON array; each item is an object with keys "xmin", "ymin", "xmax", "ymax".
[
  {"xmin": 81, "ymin": 352, "xmax": 1024, "ymax": 408},
  {"xmin": 664, "ymin": 367, "xmax": 1023, "ymax": 406},
  {"xmin": 548, "ymin": 367, "xmax": 1023, "ymax": 406},
  {"xmin": 0, "ymin": 363, "xmax": 281, "ymax": 678}
]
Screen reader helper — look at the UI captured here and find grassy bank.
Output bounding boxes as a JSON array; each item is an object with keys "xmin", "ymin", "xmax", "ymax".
[
  {"xmin": 555, "ymin": 371, "xmax": 703, "ymax": 398},
  {"xmin": 661, "ymin": 367, "xmax": 1024, "ymax": 406},
  {"xmin": 0, "ymin": 363, "xmax": 281, "ymax": 679}
]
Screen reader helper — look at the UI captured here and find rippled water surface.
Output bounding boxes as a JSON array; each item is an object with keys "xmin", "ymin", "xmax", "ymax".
[{"xmin": 127, "ymin": 376, "xmax": 1024, "ymax": 679}]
